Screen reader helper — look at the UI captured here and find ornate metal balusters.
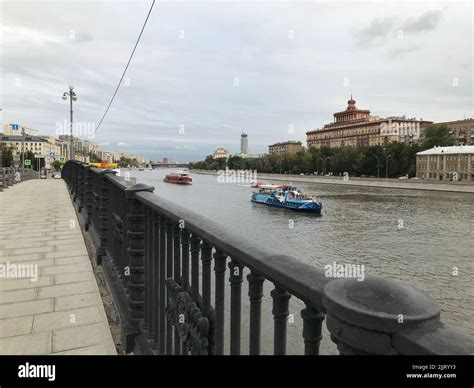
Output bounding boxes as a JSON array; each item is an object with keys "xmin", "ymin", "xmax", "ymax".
[
  {"xmin": 180, "ymin": 229, "xmax": 191, "ymax": 354},
  {"xmin": 228, "ymin": 259, "xmax": 244, "ymax": 355},
  {"xmin": 201, "ymin": 241, "xmax": 213, "ymax": 317},
  {"xmin": 84, "ymin": 167, "xmax": 93, "ymax": 230},
  {"xmin": 143, "ymin": 208, "xmax": 151, "ymax": 335},
  {"xmin": 123, "ymin": 183, "xmax": 153, "ymax": 353},
  {"xmin": 248, "ymin": 271, "xmax": 265, "ymax": 355},
  {"xmin": 159, "ymin": 216, "xmax": 166, "ymax": 354},
  {"xmin": 213, "ymin": 250, "xmax": 227, "ymax": 355},
  {"xmin": 96, "ymin": 170, "xmax": 114, "ymax": 265},
  {"xmin": 152, "ymin": 213, "xmax": 160, "ymax": 351},
  {"xmin": 180, "ymin": 230, "xmax": 191, "ymax": 291},
  {"xmin": 165, "ymin": 219, "xmax": 174, "ymax": 354},
  {"xmin": 172, "ymin": 224, "xmax": 182, "ymax": 355},
  {"xmin": 271, "ymin": 287, "xmax": 291, "ymax": 355},
  {"xmin": 301, "ymin": 304, "xmax": 325, "ymax": 355},
  {"xmin": 146, "ymin": 208, "xmax": 154, "ymax": 339},
  {"xmin": 173, "ymin": 225, "xmax": 182, "ymax": 284},
  {"xmin": 190, "ymin": 234, "xmax": 201, "ymax": 302}
]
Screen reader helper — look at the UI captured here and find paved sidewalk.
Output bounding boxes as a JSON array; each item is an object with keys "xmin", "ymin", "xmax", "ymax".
[{"xmin": 0, "ymin": 179, "xmax": 116, "ymax": 355}]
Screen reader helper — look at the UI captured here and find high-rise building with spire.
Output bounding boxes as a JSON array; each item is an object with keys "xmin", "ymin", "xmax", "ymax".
[{"xmin": 241, "ymin": 132, "xmax": 248, "ymax": 155}]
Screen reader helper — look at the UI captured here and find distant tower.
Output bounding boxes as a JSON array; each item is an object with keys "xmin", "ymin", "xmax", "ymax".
[{"xmin": 241, "ymin": 132, "xmax": 248, "ymax": 155}]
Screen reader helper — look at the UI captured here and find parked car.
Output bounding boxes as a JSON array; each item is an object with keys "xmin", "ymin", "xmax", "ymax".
[
  {"xmin": 53, "ymin": 174, "xmax": 61, "ymax": 179},
  {"xmin": 398, "ymin": 176, "xmax": 408, "ymax": 180},
  {"xmin": 40, "ymin": 174, "xmax": 47, "ymax": 179}
]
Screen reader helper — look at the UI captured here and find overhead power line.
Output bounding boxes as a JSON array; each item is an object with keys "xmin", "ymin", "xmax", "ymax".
[{"xmin": 94, "ymin": 0, "xmax": 156, "ymax": 134}]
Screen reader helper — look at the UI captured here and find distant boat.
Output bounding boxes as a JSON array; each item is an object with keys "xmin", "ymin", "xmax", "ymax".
[
  {"xmin": 163, "ymin": 170, "xmax": 192, "ymax": 185},
  {"xmin": 251, "ymin": 185, "xmax": 322, "ymax": 214},
  {"xmin": 250, "ymin": 180, "xmax": 267, "ymax": 188}
]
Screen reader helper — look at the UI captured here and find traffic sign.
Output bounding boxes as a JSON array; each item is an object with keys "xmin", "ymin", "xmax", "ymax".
[
  {"xmin": 13, "ymin": 155, "xmax": 20, "ymax": 161},
  {"xmin": 49, "ymin": 151, "xmax": 55, "ymax": 159},
  {"xmin": 24, "ymin": 159, "xmax": 31, "ymax": 166},
  {"xmin": 59, "ymin": 156, "xmax": 65, "ymax": 162}
]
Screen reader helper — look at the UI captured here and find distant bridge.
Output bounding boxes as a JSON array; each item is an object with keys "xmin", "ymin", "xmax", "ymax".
[{"xmin": 150, "ymin": 162, "xmax": 189, "ymax": 168}]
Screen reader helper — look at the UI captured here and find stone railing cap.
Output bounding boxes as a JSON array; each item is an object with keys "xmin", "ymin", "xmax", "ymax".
[{"xmin": 323, "ymin": 277, "xmax": 440, "ymax": 333}]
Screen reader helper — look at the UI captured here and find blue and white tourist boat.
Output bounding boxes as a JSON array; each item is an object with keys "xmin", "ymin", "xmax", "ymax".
[{"xmin": 251, "ymin": 185, "xmax": 322, "ymax": 214}]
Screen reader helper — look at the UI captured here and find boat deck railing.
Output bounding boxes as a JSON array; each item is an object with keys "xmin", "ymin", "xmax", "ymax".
[{"xmin": 61, "ymin": 160, "xmax": 473, "ymax": 355}]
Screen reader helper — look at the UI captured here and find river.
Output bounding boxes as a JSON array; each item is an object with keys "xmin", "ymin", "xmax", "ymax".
[{"xmin": 128, "ymin": 168, "xmax": 473, "ymax": 353}]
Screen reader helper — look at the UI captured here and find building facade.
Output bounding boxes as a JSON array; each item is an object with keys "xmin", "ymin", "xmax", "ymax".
[
  {"xmin": 427, "ymin": 119, "xmax": 474, "ymax": 145},
  {"xmin": 268, "ymin": 141, "xmax": 303, "ymax": 155},
  {"xmin": 306, "ymin": 97, "xmax": 432, "ymax": 149},
  {"xmin": 0, "ymin": 134, "xmax": 67, "ymax": 169},
  {"xmin": 416, "ymin": 145, "xmax": 474, "ymax": 181},
  {"xmin": 212, "ymin": 147, "xmax": 230, "ymax": 159}
]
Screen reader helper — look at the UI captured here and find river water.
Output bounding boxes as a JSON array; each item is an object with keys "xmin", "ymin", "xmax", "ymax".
[{"xmin": 128, "ymin": 168, "xmax": 473, "ymax": 352}]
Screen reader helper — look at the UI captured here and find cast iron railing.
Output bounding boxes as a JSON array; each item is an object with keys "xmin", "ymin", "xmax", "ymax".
[
  {"xmin": 62, "ymin": 160, "xmax": 474, "ymax": 355},
  {"xmin": 0, "ymin": 167, "xmax": 40, "ymax": 191}
]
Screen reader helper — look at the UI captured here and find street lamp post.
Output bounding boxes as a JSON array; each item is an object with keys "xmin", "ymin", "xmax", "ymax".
[
  {"xmin": 62, "ymin": 86, "xmax": 77, "ymax": 160},
  {"xmin": 374, "ymin": 156, "xmax": 380, "ymax": 179},
  {"xmin": 320, "ymin": 156, "xmax": 330, "ymax": 175},
  {"xmin": 385, "ymin": 154, "xmax": 392, "ymax": 179}
]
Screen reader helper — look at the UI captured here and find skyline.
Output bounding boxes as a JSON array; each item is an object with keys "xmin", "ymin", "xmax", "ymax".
[{"xmin": 1, "ymin": 1, "xmax": 473, "ymax": 162}]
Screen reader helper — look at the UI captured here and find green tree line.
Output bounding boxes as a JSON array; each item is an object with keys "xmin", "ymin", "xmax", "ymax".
[{"xmin": 188, "ymin": 124, "xmax": 455, "ymax": 178}]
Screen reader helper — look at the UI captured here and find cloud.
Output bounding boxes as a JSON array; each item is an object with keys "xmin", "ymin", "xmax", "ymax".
[
  {"xmin": 402, "ymin": 10, "xmax": 442, "ymax": 33},
  {"xmin": 1, "ymin": 1, "xmax": 471, "ymax": 163},
  {"xmin": 72, "ymin": 32, "xmax": 94, "ymax": 43},
  {"xmin": 175, "ymin": 145, "xmax": 198, "ymax": 151},
  {"xmin": 387, "ymin": 45, "xmax": 421, "ymax": 58},
  {"xmin": 354, "ymin": 18, "xmax": 395, "ymax": 47}
]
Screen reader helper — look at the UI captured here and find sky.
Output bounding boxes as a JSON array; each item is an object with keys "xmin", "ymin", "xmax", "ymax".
[{"xmin": 1, "ymin": 0, "xmax": 473, "ymax": 162}]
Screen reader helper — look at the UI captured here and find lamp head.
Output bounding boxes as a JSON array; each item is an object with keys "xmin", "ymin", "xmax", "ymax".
[{"xmin": 62, "ymin": 94, "xmax": 67, "ymax": 100}]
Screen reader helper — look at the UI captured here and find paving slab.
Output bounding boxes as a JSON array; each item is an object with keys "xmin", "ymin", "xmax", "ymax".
[{"xmin": 0, "ymin": 180, "xmax": 116, "ymax": 355}]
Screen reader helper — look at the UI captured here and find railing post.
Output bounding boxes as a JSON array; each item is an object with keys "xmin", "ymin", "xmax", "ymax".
[
  {"xmin": 271, "ymin": 287, "xmax": 291, "ymax": 355},
  {"xmin": 301, "ymin": 304, "xmax": 325, "ymax": 355},
  {"xmin": 78, "ymin": 163, "xmax": 87, "ymax": 213},
  {"xmin": 323, "ymin": 277, "xmax": 440, "ymax": 355},
  {"xmin": 247, "ymin": 271, "xmax": 264, "ymax": 355},
  {"xmin": 96, "ymin": 169, "xmax": 116, "ymax": 265},
  {"xmin": 84, "ymin": 166, "xmax": 93, "ymax": 231},
  {"xmin": 228, "ymin": 259, "xmax": 244, "ymax": 355},
  {"xmin": 9, "ymin": 167, "xmax": 14, "ymax": 186},
  {"xmin": 213, "ymin": 249, "xmax": 227, "ymax": 355},
  {"xmin": 0, "ymin": 169, "xmax": 4, "ymax": 192},
  {"xmin": 3, "ymin": 168, "xmax": 9, "ymax": 188},
  {"xmin": 72, "ymin": 162, "xmax": 78, "ymax": 202},
  {"xmin": 123, "ymin": 183, "xmax": 154, "ymax": 353}
]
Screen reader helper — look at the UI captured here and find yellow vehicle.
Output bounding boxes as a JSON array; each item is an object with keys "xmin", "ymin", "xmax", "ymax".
[{"xmin": 88, "ymin": 162, "xmax": 118, "ymax": 169}]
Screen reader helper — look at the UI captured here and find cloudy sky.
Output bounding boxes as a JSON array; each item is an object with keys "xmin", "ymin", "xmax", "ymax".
[{"xmin": 1, "ymin": 0, "xmax": 472, "ymax": 162}]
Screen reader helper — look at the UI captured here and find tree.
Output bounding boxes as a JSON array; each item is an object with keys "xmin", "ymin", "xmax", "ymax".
[
  {"xmin": 0, "ymin": 144, "xmax": 14, "ymax": 167},
  {"xmin": 422, "ymin": 124, "xmax": 455, "ymax": 149},
  {"xmin": 52, "ymin": 160, "xmax": 63, "ymax": 170}
]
